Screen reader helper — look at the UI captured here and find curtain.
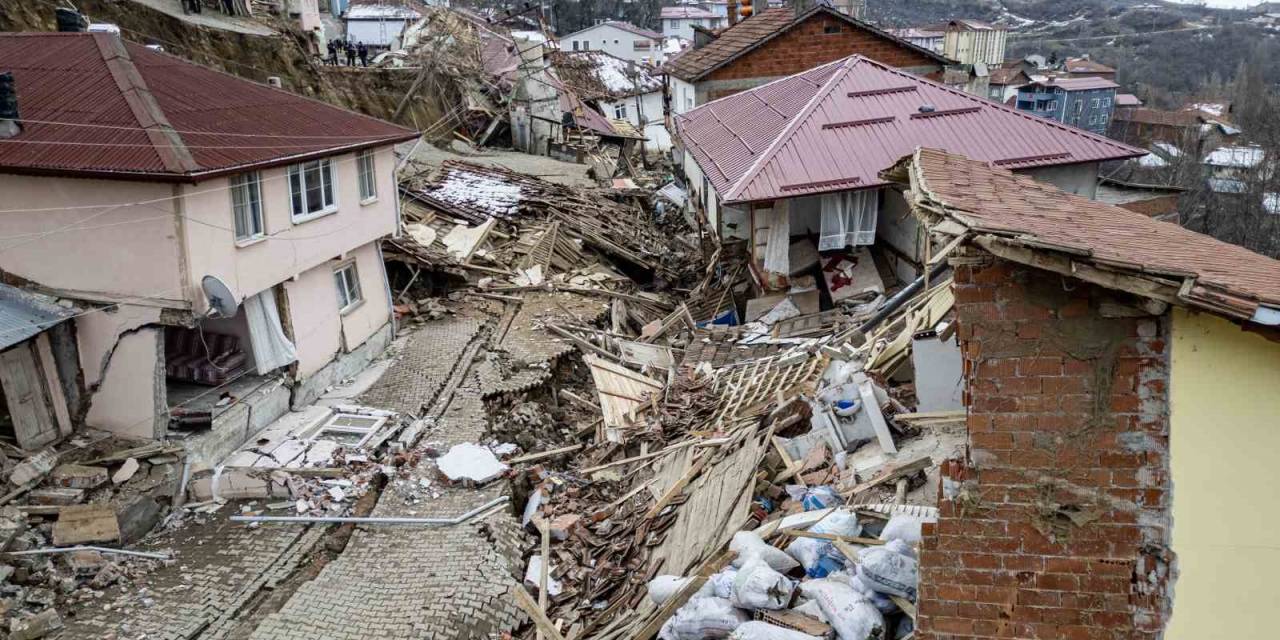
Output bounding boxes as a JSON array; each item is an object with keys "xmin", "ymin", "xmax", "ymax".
[
  {"xmin": 818, "ymin": 189, "xmax": 879, "ymax": 251},
  {"xmin": 244, "ymin": 289, "xmax": 298, "ymax": 375},
  {"xmin": 762, "ymin": 204, "xmax": 791, "ymax": 276}
]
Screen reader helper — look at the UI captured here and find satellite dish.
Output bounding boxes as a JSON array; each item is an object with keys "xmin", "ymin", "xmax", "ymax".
[{"xmin": 201, "ymin": 275, "xmax": 238, "ymax": 319}]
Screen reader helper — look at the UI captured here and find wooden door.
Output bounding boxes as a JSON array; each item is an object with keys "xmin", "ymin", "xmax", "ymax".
[{"xmin": 0, "ymin": 341, "xmax": 59, "ymax": 450}]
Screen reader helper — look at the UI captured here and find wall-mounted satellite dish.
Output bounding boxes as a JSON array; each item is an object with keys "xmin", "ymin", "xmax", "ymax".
[{"xmin": 200, "ymin": 275, "xmax": 238, "ymax": 319}]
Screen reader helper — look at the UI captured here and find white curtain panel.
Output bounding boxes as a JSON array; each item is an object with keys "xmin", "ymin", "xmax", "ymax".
[
  {"xmin": 762, "ymin": 204, "xmax": 792, "ymax": 276},
  {"xmin": 818, "ymin": 189, "xmax": 879, "ymax": 251},
  {"xmin": 244, "ymin": 289, "xmax": 298, "ymax": 375}
]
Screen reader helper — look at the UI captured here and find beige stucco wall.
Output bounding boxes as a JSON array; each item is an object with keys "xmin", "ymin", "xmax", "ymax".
[
  {"xmin": 0, "ymin": 174, "xmax": 186, "ymax": 305},
  {"xmin": 1168, "ymin": 308, "xmax": 1280, "ymax": 639},
  {"xmin": 180, "ymin": 146, "xmax": 399, "ymax": 309},
  {"xmin": 283, "ymin": 241, "xmax": 390, "ymax": 379}
]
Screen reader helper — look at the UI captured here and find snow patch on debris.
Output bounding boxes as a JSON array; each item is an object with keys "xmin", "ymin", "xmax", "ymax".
[
  {"xmin": 437, "ymin": 443, "xmax": 509, "ymax": 483},
  {"xmin": 426, "ymin": 171, "xmax": 523, "ymax": 217}
]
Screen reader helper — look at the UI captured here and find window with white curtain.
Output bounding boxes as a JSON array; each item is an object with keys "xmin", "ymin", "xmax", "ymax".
[
  {"xmin": 356, "ymin": 150, "xmax": 377, "ymax": 202},
  {"xmin": 230, "ymin": 172, "xmax": 264, "ymax": 242},
  {"xmin": 289, "ymin": 159, "xmax": 336, "ymax": 222},
  {"xmin": 817, "ymin": 189, "xmax": 879, "ymax": 251}
]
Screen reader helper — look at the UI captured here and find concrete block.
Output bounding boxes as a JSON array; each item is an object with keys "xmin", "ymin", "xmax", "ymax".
[
  {"xmin": 9, "ymin": 451, "xmax": 57, "ymax": 487},
  {"xmin": 27, "ymin": 488, "xmax": 84, "ymax": 506},
  {"xmin": 51, "ymin": 505, "xmax": 120, "ymax": 546},
  {"xmin": 117, "ymin": 495, "xmax": 162, "ymax": 545},
  {"xmin": 65, "ymin": 550, "xmax": 105, "ymax": 576},
  {"xmin": 9, "ymin": 608, "xmax": 63, "ymax": 640}
]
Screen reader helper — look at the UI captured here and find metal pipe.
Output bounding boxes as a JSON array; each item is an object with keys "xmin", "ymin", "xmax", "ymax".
[
  {"xmin": 858, "ymin": 266, "xmax": 952, "ymax": 335},
  {"xmin": 6, "ymin": 546, "xmax": 172, "ymax": 560},
  {"xmin": 229, "ymin": 496, "xmax": 509, "ymax": 526}
]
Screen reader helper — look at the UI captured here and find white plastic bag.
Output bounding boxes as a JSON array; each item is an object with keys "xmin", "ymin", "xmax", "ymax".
[
  {"xmin": 798, "ymin": 579, "xmax": 885, "ymax": 640},
  {"xmin": 791, "ymin": 599, "xmax": 828, "ymax": 623},
  {"xmin": 832, "ymin": 569, "xmax": 898, "ymax": 615},
  {"xmin": 856, "ymin": 546, "xmax": 918, "ymax": 599},
  {"xmin": 730, "ymin": 621, "xmax": 823, "ymax": 640},
  {"xmin": 709, "ymin": 568, "xmax": 739, "ymax": 599},
  {"xmin": 731, "ymin": 557, "xmax": 795, "ymax": 611},
  {"xmin": 785, "ymin": 509, "xmax": 862, "ymax": 576},
  {"xmin": 648, "ymin": 575, "xmax": 714, "ymax": 605},
  {"xmin": 879, "ymin": 513, "xmax": 929, "ymax": 547},
  {"xmin": 731, "ymin": 531, "xmax": 800, "ymax": 573},
  {"xmin": 659, "ymin": 596, "xmax": 749, "ymax": 640}
]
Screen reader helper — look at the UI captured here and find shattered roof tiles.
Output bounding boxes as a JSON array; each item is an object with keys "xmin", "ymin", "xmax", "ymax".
[
  {"xmin": 907, "ymin": 148, "xmax": 1280, "ymax": 318},
  {"xmin": 675, "ymin": 55, "xmax": 1143, "ymax": 204},
  {"xmin": 548, "ymin": 50, "xmax": 663, "ymax": 101}
]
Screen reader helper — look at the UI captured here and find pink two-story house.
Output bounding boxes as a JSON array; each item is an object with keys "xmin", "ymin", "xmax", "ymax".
[{"xmin": 0, "ymin": 32, "xmax": 418, "ymax": 461}]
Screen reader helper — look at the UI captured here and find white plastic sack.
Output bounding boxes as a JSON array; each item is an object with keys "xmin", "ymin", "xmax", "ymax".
[
  {"xmin": 879, "ymin": 513, "xmax": 929, "ymax": 546},
  {"xmin": 731, "ymin": 558, "xmax": 795, "ymax": 611},
  {"xmin": 785, "ymin": 509, "xmax": 862, "ymax": 575},
  {"xmin": 731, "ymin": 531, "xmax": 800, "ymax": 573},
  {"xmin": 709, "ymin": 568, "xmax": 739, "ymax": 599},
  {"xmin": 856, "ymin": 546, "xmax": 918, "ymax": 599},
  {"xmin": 791, "ymin": 599, "xmax": 828, "ymax": 623},
  {"xmin": 648, "ymin": 575, "xmax": 714, "ymax": 605},
  {"xmin": 799, "ymin": 579, "xmax": 885, "ymax": 640},
  {"xmin": 659, "ymin": 596, "xmax": 749, "ymax": 640},
  {"xmin": 730, "ymin": 621, "xmax": 823, "ymax": 640},
  {"xmin": 833, "ymin": 570, "xmax": 898, "ymax": 615}
]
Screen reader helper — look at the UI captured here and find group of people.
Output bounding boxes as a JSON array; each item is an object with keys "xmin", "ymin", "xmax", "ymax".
[{"xmin": 326, "ymin": 39, "xmax": 370, "ymax": 67}]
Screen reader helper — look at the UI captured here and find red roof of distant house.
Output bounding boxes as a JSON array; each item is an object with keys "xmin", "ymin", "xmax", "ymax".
[
  {"xmin": 1027, "ymin": 76, "xmax": 1120, "ymax": 91},
  {"xmin": 662, "ymin": 5, "xmax": 950, "ymax": 82},
  {"xmin": 0, "ymin": 33, "xmax": 419, "ymax": 181},
  {"xmin": 901, "ymin": 148, "xmax": 1280, "ymax": 318},
  {"xmin": 675, "ymin": 55, "xmax": 1142, "ymax": 204},
  {"xmin": 1064, "ymin": 57, "xmax": 1116, "ymax": 75},
  {"xmin": 988, "ymin": 66, "xmax": 1031, "ymax": 86}
]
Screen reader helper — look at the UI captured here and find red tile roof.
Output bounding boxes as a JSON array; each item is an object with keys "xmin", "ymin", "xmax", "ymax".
[
  {"xmin": 0, "ymin": 33, "xmax": 419, "ymax": 181},
  {"xmin": 988, "ymin": 66, "xmax": 1030, "ymax": 86},
  {"xmin": 1064, "ymin": 57, "xmax": 1116, "ymax": 75},
  {"xmin": 1031, "ymin": 76, "xmax": 1120, "ymax": 91},
  {"xmin": 901, "ymin": 148, "xmax": 1280, "ymax": 319},
  {"xmin": 662, "ymin": 5, "xmax": 949, "ymax": 82},
  {"xmin": 675, "ymin": 55, "xmax": 1143, "ymax": 204}
]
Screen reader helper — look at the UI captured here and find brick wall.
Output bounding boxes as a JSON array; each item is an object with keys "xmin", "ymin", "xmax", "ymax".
[
  {"xmin": 704, "ymin": 12, "xmax": 941, "ymax": 83},
  {"xmin": 916, "ymin": 256, "xmax": 1175, "ymax": 639}
]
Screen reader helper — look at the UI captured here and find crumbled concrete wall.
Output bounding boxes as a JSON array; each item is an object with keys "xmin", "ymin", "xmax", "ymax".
[{"xmin": 916, "ymin": 255, "xmax": 1174, "ymax": 639}]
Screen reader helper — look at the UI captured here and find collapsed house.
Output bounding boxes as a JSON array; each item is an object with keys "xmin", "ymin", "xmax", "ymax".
[{"xmin": 548, "ymin": 50, "xmax": 669, "ymax": 152}]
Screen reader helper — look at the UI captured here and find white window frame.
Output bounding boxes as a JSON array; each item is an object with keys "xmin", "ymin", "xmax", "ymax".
[
  {"xmin": 356, "ymin": 150, "xmax": 377, "ymax": 203},
  {"xmin": 231, "ymin": 171, "xmax": 265, "ymax": 244},
  {"xmin": 289, "ymin": 159, "xmax": 338, "ymax": 223},
  {"xmin": 334, "ymin": 261, "xmax": 363, "ymax": 313},
  {"xmin": 305, "ymin": 412, "xmax": 387, "ymax": 448},
  {"xmin": 614, "ymin": 102, "xmax": 628, "ymax": 120}
]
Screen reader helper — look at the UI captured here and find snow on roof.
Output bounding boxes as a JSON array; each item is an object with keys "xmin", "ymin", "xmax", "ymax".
[
  {"xmin": 1204, "ymin": 146, "xmax": 1265, "ymax": 168},
  {"xmin": 1138, "ymin": 153, "xmax": 1168, "ymax": 168},
  {"xmin": 1265, "ymin": 193, "xmax": 1280, "ymax": 215},
  {"xmin": 1188, "ymin": 102, "xmax": 1227, "ymax": 117},
  {"xmin": 1153, "ymin": 142, "xmax": 1182, "ymax": 158},
  {"xmin": 346, "ymin": 3, "xmax": 421, "ymax": 20},
  {"xmin": 426, "ymin": 169, "xmax": 523, "ymax": 218},
  {"xmin": 661, "ymin": 6, "xmax": 719, "ymax": 19}
]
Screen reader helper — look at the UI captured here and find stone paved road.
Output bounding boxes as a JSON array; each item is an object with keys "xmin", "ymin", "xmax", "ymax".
[{"xmin": 251, "ymin": 318, "xmax": 525, "ymax": 640}]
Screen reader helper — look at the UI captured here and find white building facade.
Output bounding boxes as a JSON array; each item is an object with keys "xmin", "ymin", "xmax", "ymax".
[{"xmin": 559, "ymin": 21, "xmax": 665, "ymax": 64}]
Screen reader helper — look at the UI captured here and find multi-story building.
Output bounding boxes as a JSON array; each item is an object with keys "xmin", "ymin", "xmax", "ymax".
[
  {"xmin": 558, "ymin": 21, "xmax": 665, "ymax": 65},
  {"xmin": 1015, "ymin": 76, "xmax": 1119, "ymax": 136},
  {"xmin": 941, "ymin": 19, "xmax": 1006, "ymax": 67},
  {"xmin": 661, "ymin": 5, "xmax": 725, "ymax": 40}
]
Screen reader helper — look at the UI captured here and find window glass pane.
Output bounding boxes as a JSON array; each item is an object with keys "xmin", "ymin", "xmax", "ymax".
[
  {"xmin": 247, "ymin": 176, "xmax": 263, "ymax": 235},
  {"xmin": 289, "ymin": 167, "xmax": 303, "ymax": 218},
  {"xmin": 334, "ymin": 270, "xmax": 349, "ymax": 308},
  {"xmin": 232, "ymin": 176, "xmax": 249, "ymax": 239},
  {"xmin": 346, "ymin": 267, "xmax": 362, "ymax": 303},
  {"xmin": 304, "ymin": 162, "xmax": 323, "ymax": 213},
  {"xmin": 320, "ymin": 160, "xmax": 335, "ymax": 208}
]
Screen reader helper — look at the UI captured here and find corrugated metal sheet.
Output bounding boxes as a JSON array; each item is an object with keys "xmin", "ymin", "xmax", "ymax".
[
  {"xmin": 0, "ymin": 285, "xmax": 75, "ymax": 351},
  {"xmin": 674, "ymin": 55, "xmax": 1143, "ymax": 204},
  {"xmin": 0, "ymin": 33, "xmax": 419, "ymax": 180},
  {"xmin": 909, "ymin": 148, "xmax": 1280, "ymax": 316}
]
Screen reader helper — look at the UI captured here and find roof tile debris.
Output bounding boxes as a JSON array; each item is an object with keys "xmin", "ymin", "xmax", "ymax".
[
  {"xmin": 0, "ymin": 33, "xmax": 418, "ymax": 180},
  {"xmin": 675, "ymin": 55, "xmax": 1142, "ymax": 204},
  {"xmin": 898, "ymin": 148, "xmax": 1280, "ymax": 319},
  {"xmin": 548, "ymin": 50, "xmax": 662, "ymax": 101}
]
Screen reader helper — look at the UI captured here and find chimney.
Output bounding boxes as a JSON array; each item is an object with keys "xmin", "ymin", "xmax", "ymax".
[
  {"xmin": 727, "ymin": 0, "xmax": 738, "ymax": 26},
  {"xmin": 55, "ymin": 8, "xmax": 87, "ymax": 33},
  {"xmin": 0, "ymin": 72, "xmax": 20, "ymax": 139}
]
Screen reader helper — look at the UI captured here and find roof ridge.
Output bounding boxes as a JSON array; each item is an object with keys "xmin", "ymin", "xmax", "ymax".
[
  {"xmin": 723, "ymin": 55, "xmax": 864, "ymax": 202},
  {"xmin": 867, "ymin": 58, "xmax": 1142, "ymax": 156},
  {"xmin": 94, "ymin": 33, "xmax": 200, "ymax": 174}
]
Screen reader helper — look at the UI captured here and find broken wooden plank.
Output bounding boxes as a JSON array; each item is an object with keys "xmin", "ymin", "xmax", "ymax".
[
  {"xmin": 843, "ymin": 456, "xmax": 932, "ymax": 497},
  {"xmin": 891, "ymin": 594, "xmax": 917, "ymax": 620},
  {"xmin": 513, "ymin": 585, "xmax": 568, "ymax": 640},
  {"xmin": 857, "ymin": 377, "xmax": 897, "ymax": 454},
  {"xmin": 506, "ymin": 444, "xmax": 584, "ymax": 465},
  {"xmin": 643, "ymin": 454, "xmax": 710, "ymax": 520}
]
